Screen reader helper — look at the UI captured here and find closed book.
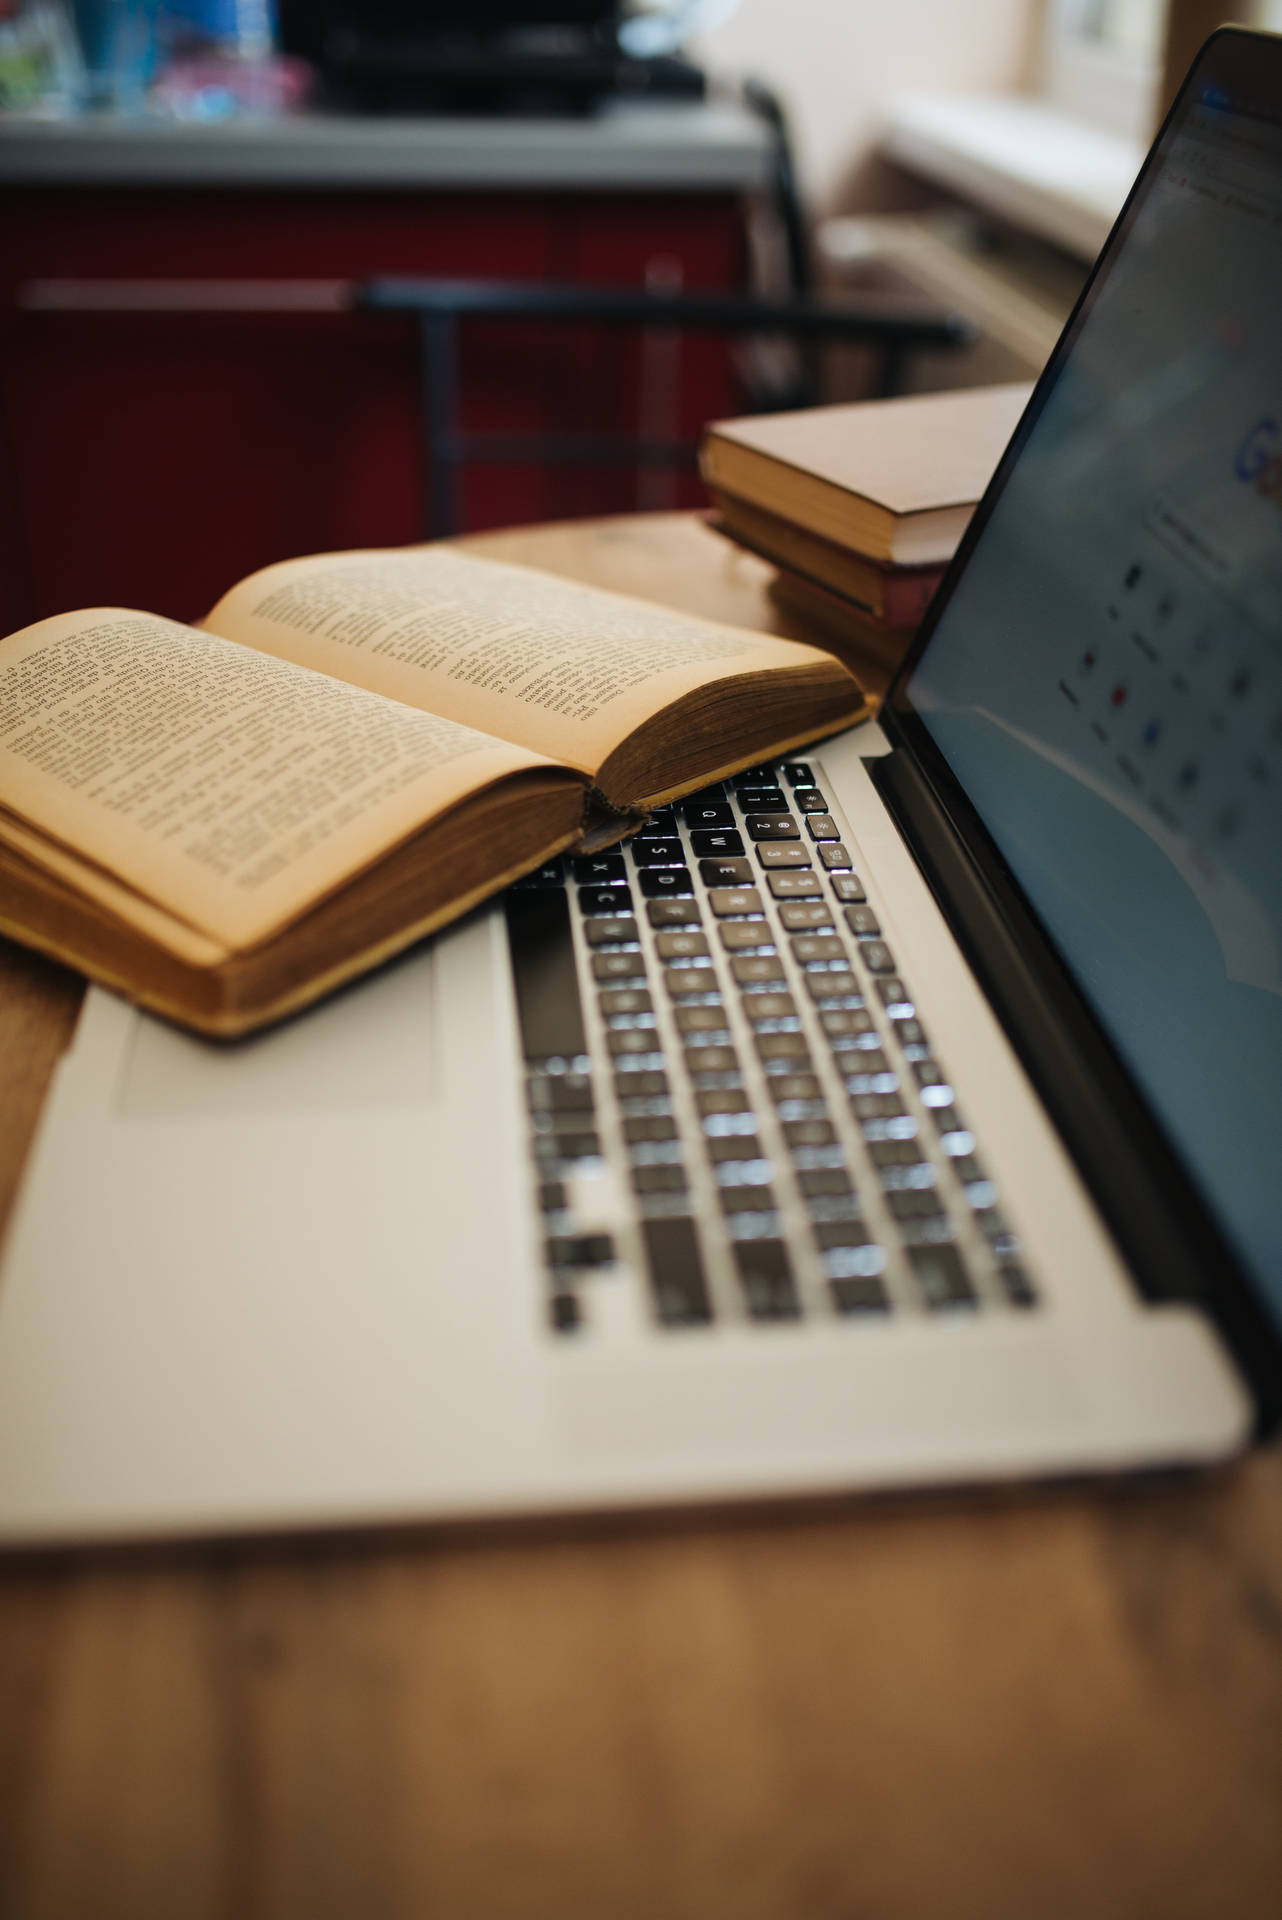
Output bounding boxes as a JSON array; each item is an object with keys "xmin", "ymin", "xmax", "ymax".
[
  {"xmin": 699, "ymin": 382, "xmax": 1033, "ymax": 568},
  {"xmin": 767, "ymin": 569, "xmax": 919, "ymax": 676},
  {"xmin": 709, "ymin": 491, "xmax": 946, "ymax": 627}
]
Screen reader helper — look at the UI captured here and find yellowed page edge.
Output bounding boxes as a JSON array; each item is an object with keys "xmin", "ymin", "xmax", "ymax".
[{"xmin": 0, "ymin": 810, "xmax": 229, "ymax": 965}]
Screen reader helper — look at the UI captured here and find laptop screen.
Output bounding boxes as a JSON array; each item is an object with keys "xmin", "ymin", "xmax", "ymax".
[{"xmin": 900, "ymin": 40, "xmax": 1282, "ymax": 1315}]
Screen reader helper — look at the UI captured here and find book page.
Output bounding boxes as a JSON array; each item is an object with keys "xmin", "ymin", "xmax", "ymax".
[
  {"xmin": 205, "ymin": 546, "xmax": 829, "ymax": 778},
  {"xmin": 0, "ymin": 609, "xmax": 560, "ymax": 951}
]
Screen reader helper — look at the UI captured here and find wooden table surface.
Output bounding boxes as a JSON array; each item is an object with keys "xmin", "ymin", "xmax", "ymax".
[{"xmin": 3, "ymin": 513, "xmax": 1281, "ymax": 1920}]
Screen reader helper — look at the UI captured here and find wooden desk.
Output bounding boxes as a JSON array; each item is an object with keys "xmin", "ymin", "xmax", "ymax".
[{"xmin": 3, "ymin": 513, "xmax": 1281, "ymax": 1920}]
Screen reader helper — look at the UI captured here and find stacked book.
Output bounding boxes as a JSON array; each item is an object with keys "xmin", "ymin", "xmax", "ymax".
[{"xmin": 699, "ymin": 382, "xmax": 1033, "ymax": 673}]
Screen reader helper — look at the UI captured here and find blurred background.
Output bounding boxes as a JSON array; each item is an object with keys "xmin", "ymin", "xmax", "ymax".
[{"xmin": 0, "ymin": 0, "xmax": 1270, "ymax": 630}]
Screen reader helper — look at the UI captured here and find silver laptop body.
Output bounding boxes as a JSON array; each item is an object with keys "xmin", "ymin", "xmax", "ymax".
[{"xmin": 0, "ymin": 28, "xmax": 1277, "ymax": 1545}]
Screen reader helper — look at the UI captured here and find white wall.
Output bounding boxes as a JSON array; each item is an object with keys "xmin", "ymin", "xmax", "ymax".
[{"xmin": 689, "ymin": 0, "xmax": 1040, "ymax": 214}]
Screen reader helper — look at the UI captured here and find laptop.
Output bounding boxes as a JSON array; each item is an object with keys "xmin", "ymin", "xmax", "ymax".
[{"xmin": 0, "ymin": 26, "xmax": 1279, "ymax": 1546}]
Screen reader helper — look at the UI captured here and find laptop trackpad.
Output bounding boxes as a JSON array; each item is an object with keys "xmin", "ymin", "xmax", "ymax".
[{"xmin": 115, "ymin": 943, "xmax": 439, "ymax": 1118}]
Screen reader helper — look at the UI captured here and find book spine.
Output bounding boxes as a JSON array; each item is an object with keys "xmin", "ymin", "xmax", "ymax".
[{"xmin": 881, "ymin": 568, "xmax": 944, "ymax": 626}]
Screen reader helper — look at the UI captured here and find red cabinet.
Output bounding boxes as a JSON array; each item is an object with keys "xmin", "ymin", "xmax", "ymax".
[{"xmin": 0, "ymin": 112, "xmax": 765, "ymax": 629}]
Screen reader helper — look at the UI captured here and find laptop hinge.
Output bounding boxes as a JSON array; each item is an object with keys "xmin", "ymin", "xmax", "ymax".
[{"xmin": 869, "ymin": 743, "xmax": 1282, "ymax": 1429}]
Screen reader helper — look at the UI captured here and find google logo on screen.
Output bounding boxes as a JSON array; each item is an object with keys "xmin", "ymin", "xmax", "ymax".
[{"xmin": 1235, "ymin": 418, "xmax": 1282, "ymax": 501}]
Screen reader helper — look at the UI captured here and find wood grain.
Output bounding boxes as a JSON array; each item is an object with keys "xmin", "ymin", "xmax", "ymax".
[{"xmin": 1, "ymin": 514, "xmax": 1279, "ymax": 1920}]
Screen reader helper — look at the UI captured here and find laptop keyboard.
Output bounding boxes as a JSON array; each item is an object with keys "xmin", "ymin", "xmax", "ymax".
[{"xmin": 504, "ymin": 758, "xmax": 1038, "ymax": 1337}]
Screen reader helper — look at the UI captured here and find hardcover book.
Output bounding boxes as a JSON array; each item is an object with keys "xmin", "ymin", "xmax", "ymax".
[{"xmin": 699, "ymin": 383, "xmax": 1033, "ymax": 568}]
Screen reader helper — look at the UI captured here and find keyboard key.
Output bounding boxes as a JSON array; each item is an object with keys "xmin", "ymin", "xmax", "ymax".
[
  {"xmin": 534, "ymin": 1130, "xmax": 601, "ymax": 1163},
  {"xmin": 791, "ymin": 932, "xmax": 845, "ymax": 964},
  {"xmin": 756, "ymin": 845, "xmax": 811, "ymax": 870},
  {"xmin": 573, "ymin": 853, "xmax": 627, "ymax": 885},
  {"xmin": 583, "ymin": 915, "xmax": 639, "ymax": 946},
  {"xmin": 868, "ymin": 1138, "xmax": 923, "ymax": 1168},
  {"xmin": 999, "ymin": 1261, "xmax": 1038, "ymax": 1308},
  {"xmin": 797, "ymin": 1166, "xmax": 853, "ymax": 1198},
  {"xmin": 684, "ymin": 1044, "xmax": 739, "ymax": 1074},
  {"xmin": 744, "ymin": 991, "xmax": 797, "ymax": 1022},
  {"xmin": 735, "ymin": 1241, "xmax": 801, "ymax": 1321},
  {"xmin": 699, "ymin": 857, "xmax": 753, "ymax": 887},
  {"xmin": 632, "ymin": 840, "xmax": 688, "ymax": 867},
  {"xmin": 812, "ymin": 1219, "xmax": 873, "ymax": 1251},
  {"xmin": 690, "ymin": 830, "xmax": 746, "ymax": 860},
  {"xmin": 820, "ymin": 1008, "xmax": 875, "ymax": 1041},
  {"xmin": 647, "ymin": 899, "xmax": 700, "ymax": 928},
  {"xmin": 830, "ymin": 1274, "xmax": 889, "ymax": 1315},
  {"xmin": 719, "ymin": 921, "xmax": 776, "ymax": 953},
  {"xmin": 769, "ymin": 1072, "xmax": 823, "ymax": 1103},
  {"xmin": 545, "ymin": 1233, "xmax": 616, "ymax": 1268},
  {"xmin": 528, "ymin": 1074, "xmax": 594, "ymax": 1114},
  {"xmin": 805, "ymin": 815, "xmax": 841, "ymax": 841},
  {"xmin": 683, "ymin": 782, "xmax": 726, "ymax": 805},
  {"xmin": 636, "ymin": 815, "xmax": 680, "ymax": 842},
  {"xmin": 607, "ymin": 1030, "xmax": 661, "ymax": 1058},
  {"xmin": 639, "ymin": 868, "xmax": 695, "ymax": 899},
  {"xmin": 642, "ymin": 1217, "xmax": 712, "ymax": 1326},
  {"xmin": 851, "ymin": 1091, "xmax": 908, "ymax": 1123},
  {"xmin": 505, "ymin": 889, "xmax": 587, "ymax": 1063},
  {"xmin": 859, "ymin": 940, "xmax": 896, "ymax": 972},
  {"xmin": 913, "ymin": 1058, "xmax": 949, "ymax": 1087},
  {"xmin": 548, "ymin": 1292, "xmax": 581, "ymax": 1333},
  {"xmin": 539, "ymin": 1179, "xmax": 568, "ymax": 1212},
  {"xmin": 632, "ymin": 1164, "xmax": 688, "ymax": 1195},
  {"xmin": 845, "ymin": 905, "xmax": 882, "ymax": 938},
  {"xmin": 805, "ymin": 970, "xmax": 861, "ymax": 1001},
  {"xmin": 579, "ymin": 884, "xmax": 633, "ymax": 916},
  {"xmin": 592, "ymin": 950, "xmax": 647, "ymax": 983},
  {"xmin": 818, "ymin": 844, "xmax": 853, "ymax": 871},
  {"xmin": 782, "ymin": 1118, "xmax": 836, "ymax": 1148},
  {"xmin": 795, "ymin": 789, "xmax": 829, "ymax": 813},
  {"xmin": 767, "ymin": 870, "xmax": 822, "ymax": 899},
  {"xmin": 615, "ymin": 1068, "xmax": 669, "ymax": 1098},
  {"xmin": 707, "ymin": 1134, "xmax": 768, "ymax": 1166},
  {"xmin": 732, "ymin": 764, "xmax": 777, "ymax": 786},
  {"xmin": 830, "ymin": 874, "xmax": 867, "ymax": 903},
  {"xmin": 623, "ymin": 1116, "xmax": 678, "ymax": 1144},
  {"xmin": 683, "ymin": 802, "xmax": 735, "ymax": 830},
  {"xmin": 664, "ymin": 969, "xmax": 721, "ymax": 1000},
  {"xmin": 599, "ymin": 987, "xmax": 652, "ymax": 1017},
  {"xmin": 708, "ymin": 887, "xmax": 763, "ymax": 916},
  {"xmin": 745, "ymin": 814, "xmax": 800, "ymax": 842},
  {"xmin": 655, "ymin": 929, "xmax": 709, "ymax": 963},
  {"xmin": 755, "ymin": 1033, "xmax": 812, "ymax": 1067},
  {"xmin": 778, "ymin": 901, "xmax": 833, "ymax": 931},
  {"xmin": 782, "ymin": 762, "xmax": 815, "ymax": 786},
  {"xmin": 675, "ymin": 1005, "xmax": 731, "ymax": 1035},
  {"xmin": 731, "ymin": 954, "xmax": 785, "ymax": 985},
  {"xmin": 696, "ymin": 1088, "xmax": 751, "ymax": 1116},
  {"xmin": 910, "ymin": 1245, "xmax": 977, "ymax": 1310},
  {"xmin": 887, "ymin": 1190, "xmax": 944, "ymax": 1222},
  {"xmin": 735, "ymin": 785, "xmax": 787, "ymax": 812},
  {"xmin": 719, "ymin": 1184, "xmax": 778, "ymax": 1213},
  {"xmin": 875, "ymin": 977, "xmax": 915, "ymax": 1014}
]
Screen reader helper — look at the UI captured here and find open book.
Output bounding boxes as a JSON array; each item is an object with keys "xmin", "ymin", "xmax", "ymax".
[{"xmin": 0, "ymin": 544, "xmax": 869, "ymax": 1036}]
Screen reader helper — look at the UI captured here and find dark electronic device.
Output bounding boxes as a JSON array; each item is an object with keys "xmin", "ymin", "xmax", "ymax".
[{"xmin": 277, "ymin": 1, "xmax": 706, "ymax": 113}]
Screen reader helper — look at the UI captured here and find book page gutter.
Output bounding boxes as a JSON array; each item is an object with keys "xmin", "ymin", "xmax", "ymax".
[
  {"xmin": 205, "ymin": 546, "xmax": 829, "ymax": 787},
  {"xmin": 0, "ymin": 610, "xmax": 558, "ymax": 952}
]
